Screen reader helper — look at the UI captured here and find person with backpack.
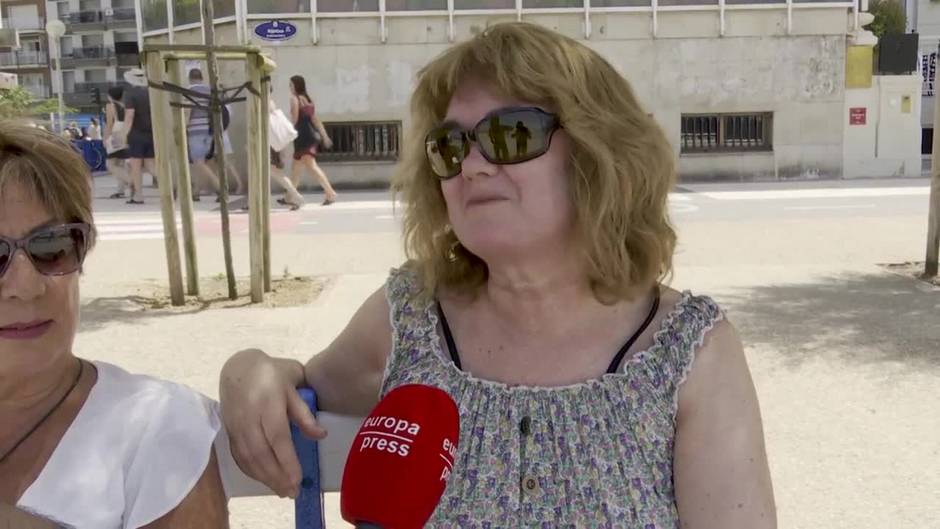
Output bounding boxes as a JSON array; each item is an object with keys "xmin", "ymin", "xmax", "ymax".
[
  {"xmin": 288, "ymin": 75, "xmax": 337, "ymax": 206},
  {"xmin": 185, "ymin": 68, "xmax": 222, "ymax": 201}
]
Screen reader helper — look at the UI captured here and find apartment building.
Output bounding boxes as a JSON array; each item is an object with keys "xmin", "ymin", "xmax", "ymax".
[
  {"xmin": 46, "ymin": 0, "xmax": 139, "ymax": 113},
  {"xmin": 0, "ymin": 0, "xmax": 52, "ymax": 101}
]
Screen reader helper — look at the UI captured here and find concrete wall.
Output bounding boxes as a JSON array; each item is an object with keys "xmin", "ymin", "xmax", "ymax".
[
  {"xmin": 160, "ymin": 9, "xmax": 852, "ymax": 186},
  {"xmin": 916, "ymin": 0, "xmax": 940, "ymax": 38},
  {"xmin": 844, "ymin": 75, "xmax": 922, "ymax": 177}
]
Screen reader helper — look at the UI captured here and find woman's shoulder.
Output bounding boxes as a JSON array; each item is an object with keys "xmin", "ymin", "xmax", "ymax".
[
  {"xmin": 658, "ymin": 285, "xmax": 724, "ymax": 327},
  {"xmin": 18, "ymin": 363, "xmax": 221, "ymax": 528},
  {"xmin": 94, "ymin": 362, "xmax": 213, "ymax": 407},
  {"xmin": 90, "ymin": 361, "xmax": 219, "ymax": 436}
]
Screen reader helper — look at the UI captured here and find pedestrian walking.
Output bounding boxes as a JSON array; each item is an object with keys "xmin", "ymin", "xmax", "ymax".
[{"xmin": 287, "ymin": 75, "xmax": 337, "ymax": 206}]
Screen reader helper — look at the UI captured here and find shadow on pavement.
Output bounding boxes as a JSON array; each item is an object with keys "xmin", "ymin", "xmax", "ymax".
[
  {"xmin": 719, "ymin": 271, "xmax": 940, "ymax": 371},
  {"xmin": 79, "ymin": 296, "xmax": 213, "ymax": 332}
]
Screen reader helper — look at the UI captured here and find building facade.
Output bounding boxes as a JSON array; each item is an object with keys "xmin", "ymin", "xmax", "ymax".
[
  {"xmin": 45, "ymin": 0, "xmax": 139, "ymax": 113},
  {"xmin": 136, "ymin": 1, "xmax": 916, "ymax": 184},
  {"xmin": 0, "ymin": 0, "xmax": 53, "ymax": 100}
]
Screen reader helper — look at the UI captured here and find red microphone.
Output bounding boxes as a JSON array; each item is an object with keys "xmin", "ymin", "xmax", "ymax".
[{"xmin": 340, "ymin": 384, "xmax": 460, "ymax": 529}]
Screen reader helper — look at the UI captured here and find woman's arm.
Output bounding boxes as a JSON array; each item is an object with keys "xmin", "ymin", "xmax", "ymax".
[
  {"xmin": 220, "ymin": 286, "xmax": 392, "ymax": 497},
  {"xmin": 141, "ymin": 450, "xmax": 229, "ymax": 529},
  {"xmin": 673, "ymin": 320, "xmax": 776, "ymax": 529},
  {"xmin": 104, "ymin": 105, "xmax": 114, "ymax": 138},
  {"xmin": 312, "ymin": 116, "xmax": 332, "ymax": 150},
  {"xmin": 303, "ymin": 286, "xmax": 391, "ymax": 415},
  {"xmin": 289, "ymin": 95, "xmax": 298, "ymax": 124}
]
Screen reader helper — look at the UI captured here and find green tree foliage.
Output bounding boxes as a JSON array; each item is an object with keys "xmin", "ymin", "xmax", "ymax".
[
  {"xmin": 866, "ymin": 0, "xmax": 906, "ymax": 40},
  {"xmin": 0, "ymin": 86, "xmax": 74, "ymax": 120}
]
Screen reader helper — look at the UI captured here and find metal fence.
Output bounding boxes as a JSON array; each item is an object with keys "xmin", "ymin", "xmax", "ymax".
[
  {"xmin": 681, "ymin": 113, "xmax": 773, "ymax": 153},
  {"xmin": 319, "ymin": 121, "xmax": 401, "ymax": 162},
  {"xmin": 68, "ymin": 46, "xmax": 114, "ymax": 60},
  {"xmin": 0, "ymin": 50, "xmax": 48, "ymax": 67}
]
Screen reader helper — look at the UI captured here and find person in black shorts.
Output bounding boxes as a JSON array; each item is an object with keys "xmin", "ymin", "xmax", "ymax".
[{"xmin": 119, "ymin": 70, "xmax": 156, "ymax": 205}]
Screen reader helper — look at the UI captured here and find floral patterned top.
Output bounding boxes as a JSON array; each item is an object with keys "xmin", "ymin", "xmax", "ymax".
[{"xmin": 380, "ymin": 267, "xmax": 725, "ymax": 528}]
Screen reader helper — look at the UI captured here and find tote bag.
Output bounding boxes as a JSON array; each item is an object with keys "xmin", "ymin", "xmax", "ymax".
[{"xmin": 269, "ymin": 107, "xmax": 298, "ymax": 152}]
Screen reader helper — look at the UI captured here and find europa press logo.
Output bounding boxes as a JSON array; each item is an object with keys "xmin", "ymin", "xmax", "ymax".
[
  {"xmin": 356, "ymin": 414, "xmax": 457, "ymax": 481},
  {"xmin": 254, "ymin": 20, "xmax": 298, "ymax": 42}
]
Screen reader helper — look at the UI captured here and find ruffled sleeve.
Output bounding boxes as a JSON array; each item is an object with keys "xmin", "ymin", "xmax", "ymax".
[
  {"xmin": 638, "ymin": 292, "xmax": 725, "ymax": 419},
  {"xmin": 121, "ymin": 381, "xmax": 222, "ymax": 528}
]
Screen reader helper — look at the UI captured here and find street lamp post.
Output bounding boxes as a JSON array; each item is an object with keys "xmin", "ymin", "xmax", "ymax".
[{"xmin": 45, "ymin": 19, "xmax": 66, "ymax": 133}]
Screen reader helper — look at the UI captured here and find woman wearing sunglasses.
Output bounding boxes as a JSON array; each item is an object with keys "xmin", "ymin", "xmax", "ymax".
[
  {"xmin": 0, "ymin": 122, "xmax": 228, "ymax": 527},
  {"xmin": 220, "ymin": 22, "xmax": 776, "ymax": 527}
]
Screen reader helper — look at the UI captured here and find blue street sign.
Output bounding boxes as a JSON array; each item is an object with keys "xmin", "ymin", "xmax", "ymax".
[{"xmin": 254, "ymin": 20, "xmax": 298, "ymax": 42}]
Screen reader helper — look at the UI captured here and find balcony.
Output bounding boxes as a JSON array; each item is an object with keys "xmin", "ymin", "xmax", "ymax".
[
  {"xmin": 23, "ymin": 84, "xmax": 52, "ymax": 99},
  {"xmin": 106, "ymin": 7, "xmax": 137, "ymax": 28},
  {"xmin": 65, "ymin": 10, "xmax": 106, "ymax": 31},
  {"xmin": 60, "ymin": 46, "xmax": 114, "ymax": 68},
  {"xmin": 0, "ymin": 50, "xmax": 49, "ymax": 68},
  {"xmin": 116, "ymin": 51, "xmax": 140, "ymax": 67},
  {"xmin": 1, "ymin": 16, "xmax": 46, "ymax": 33},
  {"xmin": 74, "ymin": 81, "xmax": 115, "ymax": 93},
  {"xmin": 64, "ymin": 81, "xmax": 114, "ymax": 107}
]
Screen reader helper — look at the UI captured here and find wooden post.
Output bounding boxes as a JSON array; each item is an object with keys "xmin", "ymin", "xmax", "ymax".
[
  {"xmin": 168, "ymin": 58, "xmax": 200, "ymax": 296},
  {"xmin": 926, "ymin": 168, "xmax": 940, "ymax": 277},
  {"xmin": 927, "ymin": 43, "xmax": 940, "ymax": 278},
  {"xmin": 246, "ymin": 53, "xmax": 264, "ymax": 303},
  {"xmin": 202, "ymin": 0, "xmax": 238, "ymax": 300},
  {"xmin": 145, "ymin": 50, "xmax": 185, "ymax": 306},
  {"xmin": 260, "ymin": 61, "xmax": 273, "ymax": 293}
]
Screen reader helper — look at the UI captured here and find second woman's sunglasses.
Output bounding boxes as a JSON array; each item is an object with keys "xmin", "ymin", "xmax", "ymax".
[{"xmin": 425, "ymin": 106, "xmax": 562, "ymax": 179}]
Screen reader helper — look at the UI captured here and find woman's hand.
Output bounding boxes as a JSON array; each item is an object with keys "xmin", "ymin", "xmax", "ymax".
[{"xmin": 219, "ymin": 349, "xmax": 326, "ymax": 498}]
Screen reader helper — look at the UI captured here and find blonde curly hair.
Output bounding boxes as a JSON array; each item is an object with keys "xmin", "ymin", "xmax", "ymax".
[{"xmin": 393, "ymin": 22, "xmax": 676, "ymax": 303}]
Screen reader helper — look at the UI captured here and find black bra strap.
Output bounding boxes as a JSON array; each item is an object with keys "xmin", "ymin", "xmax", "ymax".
[
  {"xmin": 437, "ymin": 301, "xmax": 463, "ymax": 370},
  {"xmin": 437, "ymin": 287, "xmax": 660, "ymax": 376},
  {"xmin": 605, "ymin": 286, "xmax": 661, "ymax": 374}
]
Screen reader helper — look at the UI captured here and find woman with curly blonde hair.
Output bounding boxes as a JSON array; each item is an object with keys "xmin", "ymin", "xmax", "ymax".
[{"xmin": 220, "ymin": 22, "xmax": 776, "ymax": 527}]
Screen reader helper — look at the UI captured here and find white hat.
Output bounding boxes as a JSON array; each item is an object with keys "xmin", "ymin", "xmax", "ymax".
[{"xmin": 123, "ymin": 68, "xmax": 147, "ymax": 86}]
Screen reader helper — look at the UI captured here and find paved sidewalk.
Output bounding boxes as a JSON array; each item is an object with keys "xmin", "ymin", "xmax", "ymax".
[{"xmin": 75, "ymin": 184, "xmax": 939, "ymax": 528}]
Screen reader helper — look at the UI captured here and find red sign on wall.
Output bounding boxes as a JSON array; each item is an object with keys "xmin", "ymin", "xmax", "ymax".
[{"xmin": 849, "ymin": 107, "xmax": 867, "ymax": 126}]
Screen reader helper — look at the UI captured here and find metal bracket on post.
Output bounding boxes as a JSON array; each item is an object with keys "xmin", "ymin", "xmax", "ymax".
[
  {"xmin": 651, "ymin": 0, "xmax": 658, "ymax": 38},
  {"xmin": 311, "ymin": 0, "xmax": 319, "ymax": 44},
  {"xmin": 380, "ymin": 0, "xmax": 388, "ymax": 43},
  {"xmin": 447, "ymin": 0, "xmax": 455, "ymax": 42},
  {"xmin": 853, "ymin": 0, "xmax": 860, "ymax": 31},
  {"xmin": 584, "ymin": 0, "xmax": 591, "ymax": 39},
  {"xmin": 786, "ymin": 0, "xmax": 793, "ymax": 35},
  {"xmin": 719, "ymin": 0, "xmax": 726, "ymax": 37}
]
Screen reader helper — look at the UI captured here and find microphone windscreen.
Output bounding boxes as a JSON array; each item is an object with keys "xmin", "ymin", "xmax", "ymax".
[{"xmin": 340, "ymin": 384, "xmax": 460, "ymax": 529}]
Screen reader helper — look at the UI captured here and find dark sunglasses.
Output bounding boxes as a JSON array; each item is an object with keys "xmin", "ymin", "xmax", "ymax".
[
  {"xmin": 0, "ymin": 223, "xmax": 91, "ymax": 278},
  {"xmin": 425, "ymin": 106, "xmax": 562, "ymax": 179}
]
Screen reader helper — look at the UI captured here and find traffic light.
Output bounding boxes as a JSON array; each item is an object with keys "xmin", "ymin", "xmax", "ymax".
[{"xmin": 91, "ymin": 87, "xmax": 101, "ymax": 107}]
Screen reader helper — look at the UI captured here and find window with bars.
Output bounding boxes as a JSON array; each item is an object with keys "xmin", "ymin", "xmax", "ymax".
[
  {"xmin": 319, "ymin": 121, "xmax": 401, "ymax": 162},
  {"xmin": 680, "ymin": 113, "xmax": 773, "ymax": 153}
]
